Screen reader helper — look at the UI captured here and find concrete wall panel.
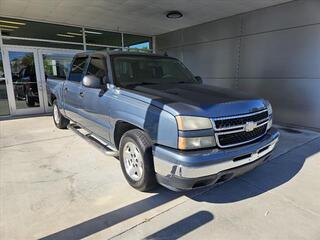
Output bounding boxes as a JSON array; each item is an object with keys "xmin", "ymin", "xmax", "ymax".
[
  {"xmin": 240, "ymin": 25, "xmax": 320, "ymax": 78},
  {"xmin": 156, "ymin": 0, "xmax": 320, "ymax": 129},
  {"xmin": 182, "ymin": 39, "xmax": 239, "ymax": 78},
  {"xmin": 243, "ymin": 0, "xmax": 320, "ymax": 35}
]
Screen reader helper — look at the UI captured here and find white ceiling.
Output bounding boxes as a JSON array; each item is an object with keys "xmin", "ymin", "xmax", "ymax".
[{"xmin": 0, "ymin": 0, "xmax": 292, "ymax": 36}]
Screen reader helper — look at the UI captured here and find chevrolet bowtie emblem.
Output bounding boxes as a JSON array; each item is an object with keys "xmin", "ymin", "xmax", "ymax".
[{"xmin": 244, "ymin": 121, "xmax": 257, "ymax": 132}]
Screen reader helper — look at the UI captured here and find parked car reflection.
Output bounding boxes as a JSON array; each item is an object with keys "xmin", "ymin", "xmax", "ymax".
[
  {"xmin": 13, "ymin": 65, "xmax": 39, "ymax": 107},
  {"xmin": 9, "ymin": 51, "xmax": 40, "ymax": 109}
]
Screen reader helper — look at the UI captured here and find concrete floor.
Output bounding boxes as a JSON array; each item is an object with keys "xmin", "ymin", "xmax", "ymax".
[{"xmin": 1, "ymin": 116, "xmax": 320, "ymax": 240}]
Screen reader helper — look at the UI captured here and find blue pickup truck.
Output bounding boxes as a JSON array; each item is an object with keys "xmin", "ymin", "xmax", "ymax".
[{"xmin": 47, "ymin": 51, "xmax": 279, "ymax": 191}]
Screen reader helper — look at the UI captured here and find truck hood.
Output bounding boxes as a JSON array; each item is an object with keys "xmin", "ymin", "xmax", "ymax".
[{"xmin": 121, "ymin": 83, "xmax": 268, "ymax": 118}]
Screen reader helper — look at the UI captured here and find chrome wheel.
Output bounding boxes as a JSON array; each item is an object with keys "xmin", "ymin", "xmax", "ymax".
[
  {"xmin": 123, "ymin": 141, "xmax": 144, "ymax": 181},
  {"xmin": 53, "ymin": 103, "xmax": 60, "ymax": 124}
]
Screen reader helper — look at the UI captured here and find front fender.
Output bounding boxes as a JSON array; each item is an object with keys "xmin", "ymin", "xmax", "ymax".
[{"xmin": 108, "ymin": 92, "xmax": 178, "ymax": 149}]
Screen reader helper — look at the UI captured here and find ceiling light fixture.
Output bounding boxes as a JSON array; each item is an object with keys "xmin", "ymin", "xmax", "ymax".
[
  {"xmin": 0, "ymin": 20, "xmax": 26, "ymax": 25},
  {"xmin": 0, "ymin": 28, "xmax": 14, "ymax": 32},
  {"xmin": 67, "ymin": 32, "xmax": 82, "ymax": 36},
  {"xmin": 83, "ymin": 30, "xmax": 103, "ymax": 35},
  {"xmin": 56, "ymin": 33, "xmax": 75, "ymax": 38},
  {"xmin": 0, "ymin": 24, "xmax": 19, "ymax": 29},
  {"xmin": 166, "ymin": 11, "xmax": 183, "ymax": 19}
]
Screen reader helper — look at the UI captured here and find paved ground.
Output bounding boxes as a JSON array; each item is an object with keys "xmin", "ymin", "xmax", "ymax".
[{"xmin": 1, "ymin": 116, "xmax": 320, "ymax": 240}]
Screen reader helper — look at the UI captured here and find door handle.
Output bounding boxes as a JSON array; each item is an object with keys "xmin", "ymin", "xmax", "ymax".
[
  {"xmin": 64, "ymin": 87, "xmax": 68, "ymax": 92},
  {"xmin": 79, "ymin": 92, "xmax": 84, "ymax": 97}
]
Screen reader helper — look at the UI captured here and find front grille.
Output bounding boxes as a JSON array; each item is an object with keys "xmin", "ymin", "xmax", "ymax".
[
  {"xmin": 214, "ymin": 110, "xmax": 268, "ymax": 129},
  {"xmin": 217, "ymin": 124, "xmax": 267, "ymax": 147}
]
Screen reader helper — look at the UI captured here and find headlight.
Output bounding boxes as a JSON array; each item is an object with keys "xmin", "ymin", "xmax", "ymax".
[
  {"xmin": 267, "ymin": 102, "xmax": 273, "ymax": 130},
  {"xmin": 178, "ymin": 136, "xmax": 216, "ymax": 150},
  {"xmin": 176, "ymin": 116, "xmax": 212, "ymax": 131},
  {"xmin": 267, "ymin": 118, "xmax": 273, "ymax": 130},
  {"xmin": 267, "ymin": 103, "xmax": 272, "ymax": 115}
]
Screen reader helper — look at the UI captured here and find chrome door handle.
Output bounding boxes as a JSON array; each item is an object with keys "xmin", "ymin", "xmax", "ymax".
[{"xmin": 79, "ymin": 92, "xmax": 84, "ymax": 97}]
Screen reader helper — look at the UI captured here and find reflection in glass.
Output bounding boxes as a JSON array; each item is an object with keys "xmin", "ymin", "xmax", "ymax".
[
  {"xmin": 0, "ymin": 49, "xmax": 10, "ymax": 115},
  {"xmin": 9, "ymin": 51, "xmax": 40, "ymax": 109},
  {"xmin": 43, "ymin": 53, "xmax": 74, "ymax": 80},
  {"xmin": 85, "ymin": 28, "xmax": 122, "ymax": 47},
  {"xmin": 42, "ymin": 53, "xmax": 75, "ymax": 106},
  {"xmin": 123, "ymin": 34, "xmax": 152, "ymax": 52},
  {"xmin": 0, "ymin": 16, "xmax": 83, "ymax": 43}
]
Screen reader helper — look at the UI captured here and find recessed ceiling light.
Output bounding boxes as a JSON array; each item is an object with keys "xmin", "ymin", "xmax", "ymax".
[
  {"xmin": 0, "ymin": 24, "xmax": 19, "ymax": 29},
  {"xmin": 56, "ymin": 33, "xmax": 75, "ymax": 38},
  {"xmin": 67, "ymin": 32, "xmax": 82, "ymax": 36},
  {"xmin": 0, "ymin": 20, "xmax": 26, "ymax": 25},
  {"xmin": 166, "ymin": 11, "xmax": 183, "ymax": 19},
  {"xmin": 0, "ymin": 28, "xmax": 14, "ymax": 32},
  {"xmin": 84, "ymin": 30, "xmax": 103, "ymax": 35}
]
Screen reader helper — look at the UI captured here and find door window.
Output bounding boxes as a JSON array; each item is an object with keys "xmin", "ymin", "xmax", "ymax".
[
  {"xmin": 8, "ymin": 51, "xmax": 40, "ymax": 109},
  {"xmin": 86, "ymin": 57, "xmax": 107, "ymax": 83},
  {"xmin": 69, "ymin": 56, "xmax": 88, "ymax": 82}
]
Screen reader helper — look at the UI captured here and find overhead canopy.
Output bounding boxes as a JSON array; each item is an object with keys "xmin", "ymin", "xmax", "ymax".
[{"xmin": 0, "ymin": 0, "xmax": 292, "ymax": 35}]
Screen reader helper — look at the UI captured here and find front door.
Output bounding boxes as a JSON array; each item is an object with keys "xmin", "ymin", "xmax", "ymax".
[
  {"xmin": 2, "ymin": 46, "xmax": 79, "ymax": 116},
  {"xmin": 3, "ymin": 46, "xmax": 45, "ymax": 115}
]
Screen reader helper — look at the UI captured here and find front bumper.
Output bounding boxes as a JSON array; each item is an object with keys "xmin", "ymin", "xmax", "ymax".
[{"xmin": 153, "ymin": 128, "xmax": 279, "ymax": 190}]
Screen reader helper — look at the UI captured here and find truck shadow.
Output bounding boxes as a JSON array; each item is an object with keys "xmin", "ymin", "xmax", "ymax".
[
  {"xmin": 190, "ymin": 136, "xmax": 319, "ymax": 203},
  {"xmin": 39, "ymin": 187, "xmax": 210, "ymax": 240},
  {"xmin": 143, "ymin": 211, "xmax": 214, "ymax": 240},
  {"xmin": 39, "ymin": 137, "xmax": 318, "ymax": 240}
]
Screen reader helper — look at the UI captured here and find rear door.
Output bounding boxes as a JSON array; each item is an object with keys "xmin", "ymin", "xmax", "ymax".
[
  {"xmin": 80, "ymin": 55, "xmax": 111, "ymax": 141},
  {"xmin": 63, "ymin": 55, "xmax": 88, "ymax": 123}
]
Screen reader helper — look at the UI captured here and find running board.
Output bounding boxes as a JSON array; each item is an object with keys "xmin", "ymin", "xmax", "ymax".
[{"xmin": 68, "ymin": 123, "xmax": 119, "ymax": 157}]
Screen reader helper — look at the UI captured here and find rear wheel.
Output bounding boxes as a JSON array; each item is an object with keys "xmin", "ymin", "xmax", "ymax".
[
  {"xmin": 119, "ymin": 129, "xmax": 157, "ymax": 191},
  {"xmin": 53, "ymin": 100, "xmax": 69, "ymax": 129}
]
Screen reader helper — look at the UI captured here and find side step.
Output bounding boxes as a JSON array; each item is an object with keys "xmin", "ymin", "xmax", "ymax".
[{"xmin": 68, "ymin": 123, "xmax": 119, "ymax": 157}]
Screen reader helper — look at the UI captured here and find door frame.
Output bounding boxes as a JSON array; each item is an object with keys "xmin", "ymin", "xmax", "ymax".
[
  {"xmin": 2, "ymin": 45, "xmax": 80, "ymax": 116},
  {"xmin": 2, "ymin": 45, "xmax": 45, "ymax": 115}
]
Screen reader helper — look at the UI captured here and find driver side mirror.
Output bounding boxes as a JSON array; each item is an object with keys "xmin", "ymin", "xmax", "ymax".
[
  {"xmin": 82, "ymin": 75, "xmax": 101, "ymax": 89},
  {"xmin": 195, "ymin": 76, "xmax": 202, "ymax": 84}
]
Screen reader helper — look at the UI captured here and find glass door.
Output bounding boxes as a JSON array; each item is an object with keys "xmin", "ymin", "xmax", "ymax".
[
  {"xmin": 0, "ymin": 47, "xmax": 10, "ymax": 116},
  {"xmin": 37, "ymin": 49, "xmax": 78, "ymax": 112},
  {"xmin": 3, "ymin": 46, "xmax": 45, "ymax": 115}
]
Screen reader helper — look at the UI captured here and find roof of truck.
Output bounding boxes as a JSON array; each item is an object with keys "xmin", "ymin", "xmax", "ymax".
[{"xmin": 75, "ymin": 50, "xmax": 173, "ymax": 58}]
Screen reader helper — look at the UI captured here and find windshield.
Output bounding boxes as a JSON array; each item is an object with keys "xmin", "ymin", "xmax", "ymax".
[{"xmin": 111, "ymin": 55, "xmax": 198, "ymax": 87}]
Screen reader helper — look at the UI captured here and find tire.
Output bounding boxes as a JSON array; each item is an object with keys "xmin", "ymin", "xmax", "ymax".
[
  {"xmin": 26, "ymin": 94, "xmax": 35, "ymax": 107},
  {"xmin": 53, "ymin": 100, "xmax": 69, "ymax": 129},
  {"xmin": 119, "ymin": 129, "xmax": 157, "ymax": 191}
]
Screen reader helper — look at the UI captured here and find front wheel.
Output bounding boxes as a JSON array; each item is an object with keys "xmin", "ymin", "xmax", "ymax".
[
  {"xmin": 53, "ymin": 100, "xmax": 69, "ymax": 129},
  {"xmin": 119, "ymin": 129, "xmax": 157, "ymax": 191},
  {"xmin": 25, "ymin": 94, "xmax": 35, "ymax": 107}
]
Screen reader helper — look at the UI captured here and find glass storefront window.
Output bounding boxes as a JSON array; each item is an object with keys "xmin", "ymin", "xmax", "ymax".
[
  {"xmin": 123, "ymin": 34, "xmax": 152, "ymax": 52},
  {"xmin": 0, "ymin": 48, "xmax": 10, "ymax": 115},
  {"xmin": 0, "ymin": 17, "xmax": 83, "ymax": 44},
  {"xmin": 2, "ymin": 39, "xmax": 83, "ymax": 50},
  {"xmin": 85, "ymin": 28, "xmax": 122, "ymax": 47},
  {"xmin": 42, "ymin": 53, "xmax": 74, "ymax": 80},
  {"xmin": 86, "ymin": 46, "xmax": 121, "ymax": 51},
  {"xmin": 0, "ymin": 16, "xmax": 153, "ymax": 116}
]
